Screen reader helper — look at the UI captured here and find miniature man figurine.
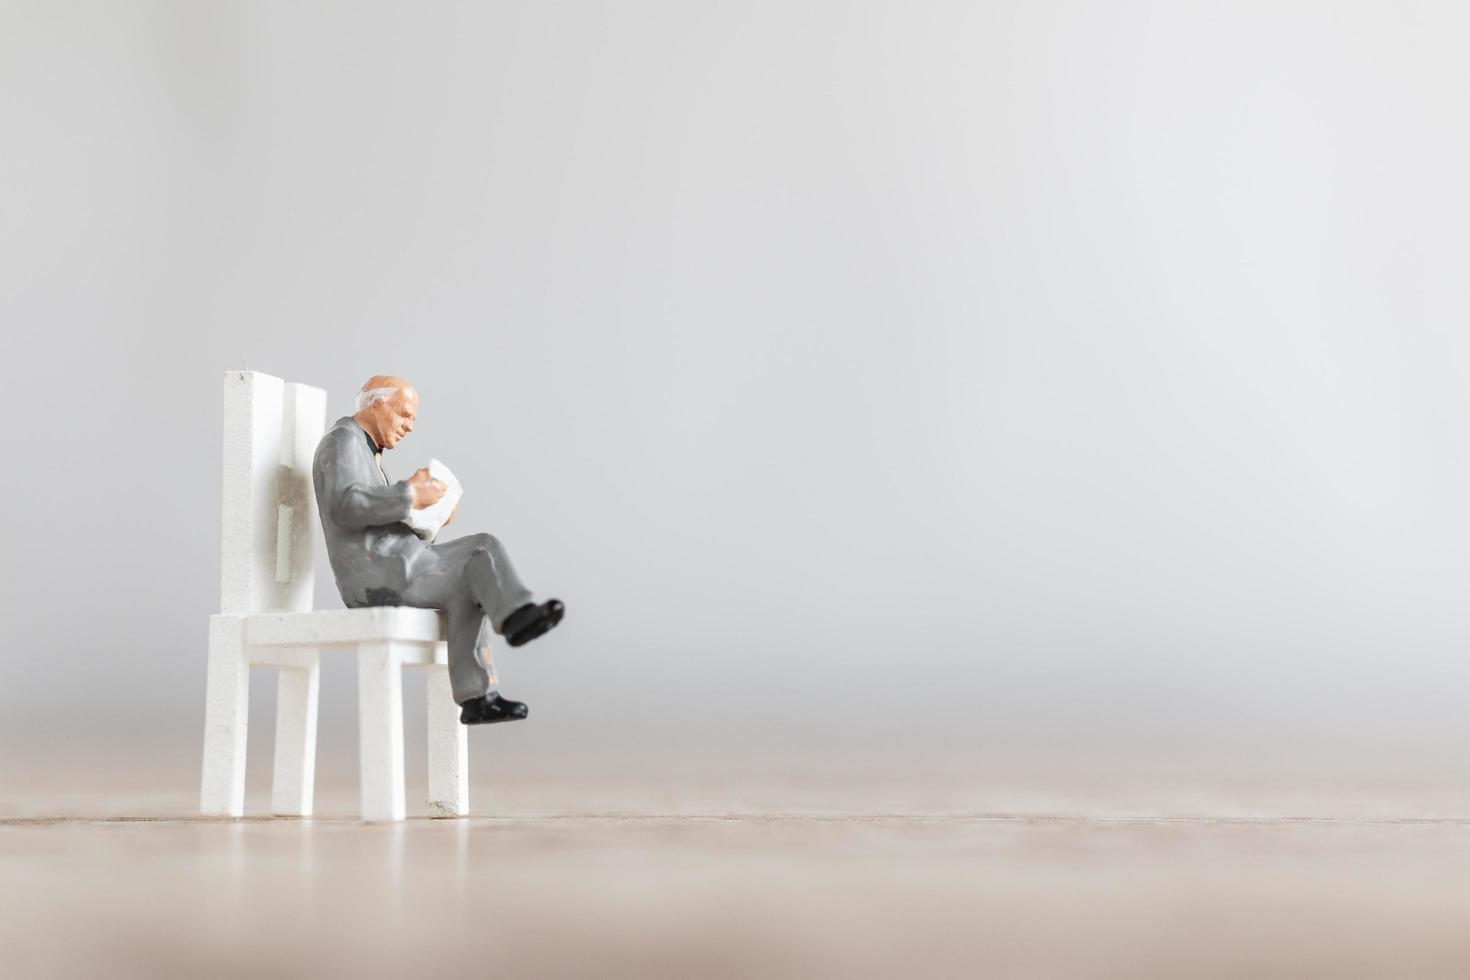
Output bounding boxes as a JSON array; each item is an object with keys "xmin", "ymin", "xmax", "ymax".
[{"xmin": 312, "ymin": 375, "xmax": 564, "ymax": 724}]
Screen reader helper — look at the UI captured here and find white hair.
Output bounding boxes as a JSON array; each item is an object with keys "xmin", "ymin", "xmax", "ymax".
[{"xmin": 356, "ymin": 386, "xmax": 400, "ymax": 411}]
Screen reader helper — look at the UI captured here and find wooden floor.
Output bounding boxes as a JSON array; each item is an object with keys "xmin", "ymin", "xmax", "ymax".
[{"xmin": 5, "ymin": 764, "xmax": 1470, "ymax": 979}]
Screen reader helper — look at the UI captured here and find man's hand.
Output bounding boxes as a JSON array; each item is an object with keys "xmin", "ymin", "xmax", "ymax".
[{"xmin": 409, "ymin": 467, "xmax": 447, "ymax": 509}]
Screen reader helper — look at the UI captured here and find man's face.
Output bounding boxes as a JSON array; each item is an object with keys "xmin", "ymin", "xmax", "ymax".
[{"xmin": 372, "ymin": 387, "xmax": 419, "ymax": 449}]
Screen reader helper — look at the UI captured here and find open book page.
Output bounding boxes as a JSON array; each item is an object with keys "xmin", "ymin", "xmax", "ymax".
[{"xmin": 403, "ymin": 458, "xmax": 464, "ymax": 542}]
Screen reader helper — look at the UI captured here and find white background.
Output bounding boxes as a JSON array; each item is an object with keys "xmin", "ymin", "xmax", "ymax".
[{"xmin": 4, "ymin": 1, "xmax": 1468, "ymax": 791}]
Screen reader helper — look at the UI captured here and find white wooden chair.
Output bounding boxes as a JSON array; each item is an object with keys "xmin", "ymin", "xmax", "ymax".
[{"xmin": 199, "ymin": 370, "xmax": 469, "ymax": 821}]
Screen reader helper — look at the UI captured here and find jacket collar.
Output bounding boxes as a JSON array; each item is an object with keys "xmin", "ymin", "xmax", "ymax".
[{"xmin": 346, "ymin": 416, "xmax": 382, "ymax": 453}]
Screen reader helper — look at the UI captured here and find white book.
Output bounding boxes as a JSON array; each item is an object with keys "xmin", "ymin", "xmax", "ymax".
[{"xmin": 403, "ymin": 458, "xmax": 464, "ymax": 542}]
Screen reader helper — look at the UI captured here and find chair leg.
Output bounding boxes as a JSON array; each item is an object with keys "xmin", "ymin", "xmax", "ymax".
[
  {"xmin": 200, "ymin": 616, "xmax": 248, "ymax": 817},
  {"xmin": 426, "ymin": 662, "xmax": 469, "ymax": 817},
  {"xmin": 357, "ymin": 641, "xmax": 407, "ymax": 821},
  {"xmin": 271, "ymin": 655, "xmax": 320, "ymax": 817}
]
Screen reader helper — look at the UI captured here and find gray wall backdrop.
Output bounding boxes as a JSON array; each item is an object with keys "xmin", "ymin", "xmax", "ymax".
[{"xmin": 4, "ymin": 1, "xmax": 1469, "ymax": 789}]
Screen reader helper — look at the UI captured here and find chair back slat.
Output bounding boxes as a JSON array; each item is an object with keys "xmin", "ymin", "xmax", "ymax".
[{"xmin": 220, "ymin": 370, "xmax": 326, "ymax": 614}]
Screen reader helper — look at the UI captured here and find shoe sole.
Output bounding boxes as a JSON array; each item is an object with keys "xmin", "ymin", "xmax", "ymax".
[{"xmin": 459, "ymin": 711, "xmax": 529, "ymax": 726}]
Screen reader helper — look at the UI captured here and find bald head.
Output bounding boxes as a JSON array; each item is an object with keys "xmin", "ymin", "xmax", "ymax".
[{"xmin": 353, "ymin": 375, "xmax": 419, "ymax": 450}]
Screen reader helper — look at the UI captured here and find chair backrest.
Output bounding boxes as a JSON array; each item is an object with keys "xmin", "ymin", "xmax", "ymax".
[{"xmin": 220, "ymin": 370, "xmax": 327, "ymax": 615}]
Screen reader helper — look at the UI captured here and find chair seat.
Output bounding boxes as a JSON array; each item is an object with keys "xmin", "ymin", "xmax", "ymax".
[
  {"xmin": 237, "ymin": 607, "xmax": 447, "ymax": 649},
  {"xmin": 203, "ymin": 604, "xmax": 463, "ymax": 820}
]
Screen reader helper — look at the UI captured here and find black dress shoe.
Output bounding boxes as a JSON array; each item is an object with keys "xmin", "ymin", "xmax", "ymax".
[
  {"xmin": 458, "ymin": 693, "xmax": 529, "ymax": 725},
  {"xmin": 502, "ymin": 599, "xmax": 565, "ymax": 648}
]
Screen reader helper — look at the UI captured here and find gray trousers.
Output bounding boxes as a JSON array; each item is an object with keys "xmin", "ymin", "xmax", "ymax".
[{"xmin": 397, "ymin": 533, "xmax": 534, "ymax": 704}]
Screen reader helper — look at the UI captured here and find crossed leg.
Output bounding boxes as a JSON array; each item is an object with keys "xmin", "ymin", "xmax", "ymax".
[{"xmin": 401, "ymin": 533, "xmax": 535, "ymax": 704}]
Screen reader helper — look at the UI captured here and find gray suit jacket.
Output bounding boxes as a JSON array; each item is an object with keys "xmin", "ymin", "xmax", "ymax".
[{"xmin": 312, "ymin": 416, "xmax": 425, "ymax": 607}]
